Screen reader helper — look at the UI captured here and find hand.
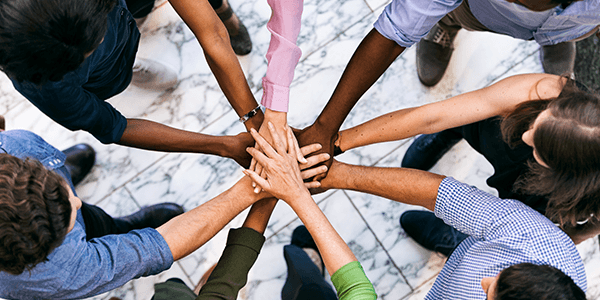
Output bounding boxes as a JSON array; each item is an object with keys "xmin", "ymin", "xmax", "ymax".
[
  {"xmin": 244, "ymin": 123, "xmax": 323, "ymax": 201},
  {"xmin": 295, "ymin": 123, "xmax": 338, "ymax": 181},
  {"xmin": 249, "ymin": 110, "xmax": 306, "ymax": 188},
  {"xmin": 226, "ymin": 132, "xmax": 255, "ymax": 168}
]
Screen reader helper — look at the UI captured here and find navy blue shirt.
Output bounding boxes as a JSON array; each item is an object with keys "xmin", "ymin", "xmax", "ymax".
[{"xmin": 11, "ymin": 0, "xmax": 139, "ymax": 144}]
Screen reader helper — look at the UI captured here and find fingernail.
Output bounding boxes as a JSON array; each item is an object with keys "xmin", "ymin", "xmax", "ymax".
[
  {"xmin": 324, "ymin": 154, "xmax": 330, "ymax": 159},
  {"xmin": 254, "ymin": 187, "xmax": 261, "ymax": 193},
  {"xmin": 268, "ymin": 122, "xmax": 274, "ymax": 129},
  {"xmin": 251, "ymin": 128, "xmax": 257, "ymax": 133},
  {"xmin": 252, "ymin": 182, "xmax": 256, "ymax": 187}
]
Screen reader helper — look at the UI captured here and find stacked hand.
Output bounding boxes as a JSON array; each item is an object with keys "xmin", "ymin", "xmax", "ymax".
[{"xmin": 243, "ymin": 122, "xmax": 328, "ymax": 202}]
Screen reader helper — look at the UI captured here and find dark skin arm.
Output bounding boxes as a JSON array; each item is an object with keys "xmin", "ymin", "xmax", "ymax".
[
  {"xmin": 296, "ymin": 29, "xmax": 404, "ymax": 176},
  {"xmin": 118, "ymin": 118, "xmax": 255, "ymax": 167}
]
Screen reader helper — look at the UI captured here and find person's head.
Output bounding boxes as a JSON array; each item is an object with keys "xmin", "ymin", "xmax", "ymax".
[
  {"xmin": 0, "ymin": 0, "xmax": 117, "ymax": 85},
  {"xmin": 481, "ymin": 263, "xmax": 586, "ymax": 300},
  {"xmin": 504, "ymin": 0, "xmax": 579, "ymax": 11},
  {"xmin": 501, "ymin": 81, "xmax": 600, "ymax": 226},
  {"xmin": 0, "ymin": 154, "xmax": 79, "ymax": 275}
]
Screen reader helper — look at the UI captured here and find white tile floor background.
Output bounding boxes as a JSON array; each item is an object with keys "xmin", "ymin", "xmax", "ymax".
[{"xmin": 0, "ymin": 0, "xmax": 598, "ymax": 299}]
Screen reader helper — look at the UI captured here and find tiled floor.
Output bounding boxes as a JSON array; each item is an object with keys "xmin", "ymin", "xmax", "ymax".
[{"xmin": 0, "ymin": 0, "xmax": 598, "ymax": 299}]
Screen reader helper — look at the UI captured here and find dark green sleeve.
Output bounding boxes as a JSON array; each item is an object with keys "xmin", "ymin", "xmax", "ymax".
[
  {"xmin": 195, "ymin": 227, "xmax": 266, "ymax": 300},
  {"xmin": 331, "ymin": 261, "xmax": 377, "ymax": 300}
]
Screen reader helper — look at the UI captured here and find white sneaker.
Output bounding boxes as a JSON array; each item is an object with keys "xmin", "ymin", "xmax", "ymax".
[{"xmin": 131, "ymin": 58, "xmax": 178, "ymax": 90}]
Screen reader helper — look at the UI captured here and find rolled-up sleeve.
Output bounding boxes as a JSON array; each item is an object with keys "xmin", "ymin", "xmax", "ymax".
[
  {"xmin": 373, "ymin": 0, "xmax": 462, "ymax": 47},
  {"xmin": 260, "ymin": 0, "xmax": 303, "ymax": 112},
  {"xmin": 12, "ymin": 79, "xmax": 127, "ymax": 144}
]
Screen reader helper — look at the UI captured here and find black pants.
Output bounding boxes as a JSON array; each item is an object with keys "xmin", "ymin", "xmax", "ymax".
[
  {"xmin": 80, "ymin": 202, "xmax": 135, "ymax": 240},
  {"xmin": 125, "ymin": 0, "xmax": 224, "ymax": 18},
  {"xmin": 281, "ymin": 245, "xmax": 337, "ymax": 300}
]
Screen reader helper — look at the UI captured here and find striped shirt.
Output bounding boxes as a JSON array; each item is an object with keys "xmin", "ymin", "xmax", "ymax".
[{"xmin": 426, "ymin": 177, "xmax": 587, "ymax": 299}]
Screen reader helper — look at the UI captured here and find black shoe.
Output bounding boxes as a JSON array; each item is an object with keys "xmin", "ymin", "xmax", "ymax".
[
  {"xmin": 417, "ymin": 24, "xmax": 460, "ymax": 87},
  {"xmin": 541, "ymin": 41, "xmax": 576, "ymax": 77},
  {"xmin": 291, "ymin": 225, "xmax": 324, "ymax": 275},
  {"xmin": 62, "ymin": 144, "xmax": 95, "ymax": 186},
  {"xmin": 401, "ymin": 130, "xmax": 462, "ymax": 170},
  {"xmin": 117, "ymin": 203, "xmax": 184, "ymax": 230},
  {"xmin": 217, "ymin": 5, "xmax": 252, "ymax": 55},
  {"xmin": 400, "ymin": 210, "xmax": 468, "ymax": 257}
]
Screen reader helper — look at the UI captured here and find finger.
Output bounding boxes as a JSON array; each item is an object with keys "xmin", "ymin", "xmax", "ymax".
[
  {"xmin": 304, "ymin": 181, "xmax": 321, "ymax": 189},
  {"xmin": 301, "ymin": 165, "xmax": 328, "ymax": 179},
  {"xmin": 267, "ymin": 122, "xmax": 287, "ymax": 155},
  {"xmin": 242, "ymin": 170, "xmax": 270, "ymax": 193},
  {"xmin": 288, "ymin": 128, "xmax": 307, "ymax": 164},
  {"xmin": 300, "ymin": 143, "xmax": 322, "ymax": 156},
  {"xmin": 250, "ymin": 128, "xmax": 279, "ymax": 158},
  {"xmin": 300, "ymin": 153, "xmax": 331, "ymax": 170},
  {"xmin": 246, "ymin": 147, "xmax": 272, "ymax": 169},
  {"xmin": 255, "ymin": 167, "xmax": 266, "ymax": 193}
]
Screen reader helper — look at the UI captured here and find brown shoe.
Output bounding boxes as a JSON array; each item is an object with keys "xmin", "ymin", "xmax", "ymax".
[
  {"xmin": 416, "ymin": 24, "xmax": 459, "ymax": 87},
  {"xmin": 194, "ymin": 262, "xmax": 218, "ymax": 294}
]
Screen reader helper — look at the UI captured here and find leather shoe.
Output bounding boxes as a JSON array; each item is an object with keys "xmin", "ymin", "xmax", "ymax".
[
  {"xmin": 62, "ymin": 144, "xmax": 95, "ymax": 186},
  {"xmin": 400, "ymin": 210, "xmax": 468, "ymax": 257},
  {"xmin": 541, "ymin": 41, "xmax": 576, "ymax": 77},
  {"xmin": 401, "ymin": 130, "xmax": 462, "ymax": 171},
  {"xmin": 417, "ymin": 24, "xmax": 459, "ymax": 87},
  {"xmin": 117, "ymin": 203, "xmax": 184, "ymax": 230}
]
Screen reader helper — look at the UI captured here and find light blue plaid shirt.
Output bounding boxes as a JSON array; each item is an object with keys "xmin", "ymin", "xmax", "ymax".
[
  {"xmin": 426, "ymin": 177, "xmax": 587, "ymax": 299},
  {"xmin": 374, "ymin": 0, "xmax": 600, "ymax": 47}
]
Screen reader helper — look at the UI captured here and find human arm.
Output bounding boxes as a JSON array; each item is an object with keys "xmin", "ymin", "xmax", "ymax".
[
  {"xmin": 169, "ymin": 0, "xmax": 263, "ymax": 130},
  {"xmin": 118, "ymin": 118, "xmax": 254, "ymax": 167},
  {"xmin": 336, "ymin": 73, "xmax": 567, "ymax": 152}
]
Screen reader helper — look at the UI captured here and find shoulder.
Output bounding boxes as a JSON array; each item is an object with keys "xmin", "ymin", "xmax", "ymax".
[{"xmin": 527, "ymin": 75, "xmax": 567, "ymax": 100}]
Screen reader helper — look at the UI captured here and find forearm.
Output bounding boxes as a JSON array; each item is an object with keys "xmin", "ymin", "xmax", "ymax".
[
  {"xmin": 157, "ymin": 176, "xmax": 266, "ymax": 260},
  {"xmin": 169, "ymin": 0, "xmax": 262, "ymax": 131},
  {"xmin": 314, "ymin": 29, "xmax": 404, "ymax": 135},
  {"xmin": 322, "ymin": 160, "xmax": 442, "ymax": 211},
  {"xmin": 242, "ymin": 198, "xmax": 278, "ymax": 235},
  {"xmin": 118, "ymin": 119, "xmax": 232, "ymax": 154},
  {"xmin": 288, "ymin": 191, "xmax": 358, "ymax": 276}
]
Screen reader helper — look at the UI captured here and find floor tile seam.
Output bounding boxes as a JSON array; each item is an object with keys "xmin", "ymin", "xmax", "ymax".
[
  {"xmin": 399, "ymin": 272, "xmax": 441, "ymax": 300},
  {"xmin": 485, "ymin": 48, "xmax": 539, "ymax": 87},
  {"xmin": 367, "ymin": 138, "xmax": 414, "ymax": 167},
  {"xmin": 89, "ymin": 152, "xmax": 171, "ymax": 205},
  {"xmin": 341, "ymin": 189, "xmax": 415, "ymax": 292},
  {"xmin": 298, "ymin": 12, "xmax": 377, "ymax": 64},
  {"xmin": 264, "ymin": 190, "xmax": 341, "ymax": 240},
  {"xmin": 362, "ymin": 0, "xmax": 376, "ymax": 13}
]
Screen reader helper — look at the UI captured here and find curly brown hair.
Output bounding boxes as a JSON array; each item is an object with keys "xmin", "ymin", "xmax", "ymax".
[
  {"xmin": 501, "ymin": 80, "xmax": 600, "ymax": 226},
  {"xmin": 0, "ymin": 154, "xmax": 71, "ymax": 275}
]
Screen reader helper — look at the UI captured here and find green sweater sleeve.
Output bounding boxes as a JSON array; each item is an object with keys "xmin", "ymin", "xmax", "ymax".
[
  {"xmin": 331, "ymin": 261, "xmax": 377, "ymax": 300},
  {"xmin": 195, "ymin": 227, "xmax": 266, "ymax": 300}
]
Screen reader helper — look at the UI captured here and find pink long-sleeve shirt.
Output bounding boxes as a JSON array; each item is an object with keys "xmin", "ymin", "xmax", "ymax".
[{"xmin": 261, "ymin": 0, "xmax": 303, "ymax": 112}]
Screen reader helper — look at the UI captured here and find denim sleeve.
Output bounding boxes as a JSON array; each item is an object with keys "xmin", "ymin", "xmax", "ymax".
[
  {"xmin": 434, "ymin": 177, "xmax": 558, "ymax": 241},
  {"xmin": 11, "ymin": 78, "xmax": 127, "ymax": 144},
  {"xmin": 373, "ymin": 0, "xmax": 463, "ymax": 47},
  {"xmin": 51, "ymin": 226, "xmax": 173, "ymax": 299}
]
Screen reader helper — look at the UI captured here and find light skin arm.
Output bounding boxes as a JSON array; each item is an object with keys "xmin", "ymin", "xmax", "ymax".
[
  {"xmin": 337, "ymin": 73, "xmax": 567, "ymax": 152},
  {"xmin": 156, "ymin": 176, "xmax": 266, "ymax": 260},
  {"xmin": 118, "ymin": 118, "xmax": 254, "ymax": 167},
  {"xmin": 168, "ymin": 0, "xmax": 263, "ymax": 131},
  {"xmin": 244, "ymin": 125, "xmax": 358, "ymax": 275}
]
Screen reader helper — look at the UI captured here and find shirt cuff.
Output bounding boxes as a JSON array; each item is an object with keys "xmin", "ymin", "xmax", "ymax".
[
  {"xmin": 261, "ymin": 78, "xmax": 290, "ymax": 112},
  {"xmin": 228, "ymin": 227, "xmax": 266, "ymax": 253}
]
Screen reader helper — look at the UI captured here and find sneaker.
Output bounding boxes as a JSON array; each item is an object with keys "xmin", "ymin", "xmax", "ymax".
[
  {"xmin": 401, "ymin": 130, "xmax": 462, "ymax": 171},
  {"xmin": 131, "ymin": 58, "xmax": 178, "ymax": 90},
  {"xmin": 216, "ymin": 2, "xmax": 252, "ymax": 55},
  {"xmin": 400, "ymin": 210, "xmax": 468, "ymax": 257},
  {"xmin": 116, "ymin": 203, "xmax": 184, "ymax": 230},
  {"xmin": 540, "ymin": 41, "xmax": 576, "ymax": 77},
  {"xmin": 62, "ymin": 144, "xmax": 95, "ymax": 186},
  {"xmin": 416, "ymin": 24, "xmax": 460, "ymax": 87}
]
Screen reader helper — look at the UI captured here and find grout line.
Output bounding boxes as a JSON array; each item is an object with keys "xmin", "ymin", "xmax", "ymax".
[{"xmin": 342, "ymin": 190, "xmax": 415, "ymax": 293}]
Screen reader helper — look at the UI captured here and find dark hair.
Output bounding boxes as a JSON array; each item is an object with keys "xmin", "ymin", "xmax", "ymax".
[
  {"xmin": 0, "ymin": 154, "xmax": 71, "ymax": 275},
  {"xmin": 495, "ymin": 263, "xmax": 586, "ymax": 300},
  {"xmin": 501, "ymin": 80, "xmax": 600, "ymax": 226},
  {"xmin": 0, "ymin": 0, "xmax": 117, "ymax": 84}
]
